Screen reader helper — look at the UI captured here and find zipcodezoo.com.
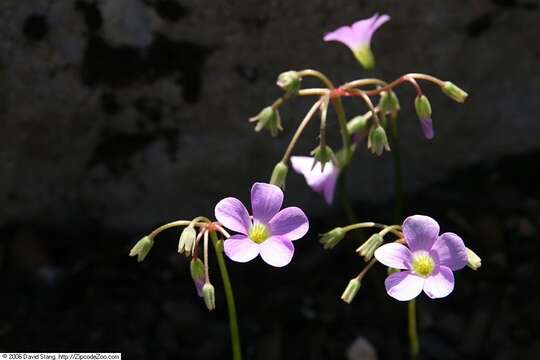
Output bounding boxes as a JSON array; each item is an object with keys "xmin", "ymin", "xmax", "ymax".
[{"xmin": 1, "ymin": 354, "xmax": 121, "ymax": 360}]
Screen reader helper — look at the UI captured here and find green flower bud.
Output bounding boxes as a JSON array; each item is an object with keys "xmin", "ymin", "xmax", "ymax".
[
  {"xmin": 129, "ymin": 236, "xmax": 154, "ymax": 262},
  {"xmin": 356, "ymin": 233, "xmax": 384, "ymax": 261},
  {"xmin": 368, "ymin": 126, "xmax": 390, "ymax": 156},
  {"xmin": 178, "ymin": 226, "xmax": 197, "ymax": 256},
  {"xmin": 310, "ymin": 144, "xmax": 337, "ymax": 171},
  {"xmin": 190, "ymin": 258, "xmax": 205, "ymax": 281},
  {"xmin": 466, "ymin": 247, "xmax": 482, "ymax": 270},
  {"xmin": 379, "ymin": 90, "xmax": 400, "ymax": 114},
  {"xmin": 319, "ymin": 227, "xmax": 346, "ymax": 249},
  {"xmin": 202, "ymin": 283, "xmax": 216, "ymax": 311},
  {"xmin": 250, "ymin": 106, "xmax": 283, "ymax": 137},
  {"xmin": 341, "ymin": 278, "xmax": 361, "ymax": 304},
  {"xmin": 346, "ymin": 114, "xmax": 370, "ymax": 135},
  {"xmin": 270, "ymin": 161, "xmax": 288, "ymax": 189},
  {"xmin": 442, "ymin": 81, "xmax": 468, "ymax": 103},
  {"xmin": 414, "ymin": 95, "xmax": 432, "ymax": 120},
  {"xmin": 276, "ymin": 71, "xmax": 301, "ymax": 96}
]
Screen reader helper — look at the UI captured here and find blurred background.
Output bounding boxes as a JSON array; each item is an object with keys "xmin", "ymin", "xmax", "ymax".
[{"xmin": 1, "ymin": 0, "xmax": 540, "ymax": 359}]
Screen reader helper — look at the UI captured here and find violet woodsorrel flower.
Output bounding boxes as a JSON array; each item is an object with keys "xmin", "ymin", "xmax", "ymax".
[
  {"xmin": 323, "ymin": 13, "xmax": 390, "ymax": 70},
  {"xmin": 215, "ymin": 182, "xmax": 309, "ymax": 267},
  {"xmin": 291, "ymin": 156, "xmax": 340, "ymax": 205},
  {"xmin": 374, "ymin": 215, "xmax": 468, "ymax": 301}
]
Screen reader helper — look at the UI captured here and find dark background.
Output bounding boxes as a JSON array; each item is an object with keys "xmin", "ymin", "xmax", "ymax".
[{"xmin": 1, "ymin": 0, "xmax": 540, "ymax": 359}]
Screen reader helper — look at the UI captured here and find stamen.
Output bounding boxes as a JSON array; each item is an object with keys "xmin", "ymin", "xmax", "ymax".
[
  {"xmin": 411, "ymin": 251, "xmax": 435, "ymax": 277},
  {"xmin": 248, "ymin": 223, "xmax": 270, "ymax": 244}
]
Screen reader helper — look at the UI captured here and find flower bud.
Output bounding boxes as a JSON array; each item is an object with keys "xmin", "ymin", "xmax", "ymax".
[
  {"xmin": 356, "ymin": 233, "xmax": 383, "ymax": 261},
  {"xmin": 379, "ymin": 90, "xmax": 400, "ymax": 115},
  {"xmin": 414, "ymin": 95, "xmax": 432, "ymax": 121},
  {"xmin": 250, "ymin": 106, "xmax": 283, "ymax": 137},
  {"xmin": 270, "ymin": 161, "xmax": 288, "ymax": 189},
  {"xmin": 178, "ymin": 226, "xmax": 197, "ymax": 256},
  {"xmin": 129, "ymin": 236, "xmax": 154, "ymax": 262},
  {"xmin": 319, "ymin": 227, "xmax": 346, "ymax": 249},
  {"xmin": 190, "ymin": 258, "xmax": 205, "ymax": 297},
  {"xmin": 368, "ymin": 126, "xmax": 390, "ymax": 156},
  {"xmin": 310, "ymin": 144, "xmax": 337, "ymax": 171},
  {"xmin": 341, "ymin": 278, "xmax": 361, "ymax": 304},
  {"xmin": 276, "ymin": 71, "xmax": 301, "ymax": 96},
  {"xmin": 346, "ymin": 114, "xmax": 370, "ymax": 135},
  {"xmin": 202, "ymin": 283, "xmax": 216, "ymax": 310},
  {"xmin": 442, "ymin": 81, "xmax": 468, "ymax": 103},
  {"xmin": 466, "ymin": 247, "xmax": 482, "ymax": 270}
]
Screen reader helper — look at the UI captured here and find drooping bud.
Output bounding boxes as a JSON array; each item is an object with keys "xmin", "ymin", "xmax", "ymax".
[
  {"xmin": 190, "ymin": 258, "xmax": 205, "ymax": 297},
  {"xmin": 379, "ymin": 90, "xmax": 400, "ymax": 115},
  {"xmin": 346, "ymin": 114, "xmax": 370, "ymax": 135},
  {"xmin": 320, "ymin": 227, "xmax": 346, "ymax": 249},
  {"xmin": 442, "ymin": 81, "xmax": 468, "ymax": 103},
  {"xmin": 129, "ymin": 236, "xmax": 154, "ymax": 262},
  {"xmin": 414, "ymin": 95, "xmax": 434, "ymax": 139},
  {"xmin": 466, "ymin": 247, "xmax": 482, "ymax": 270},
  {"xmin": 341, "ymin": 278, "xmax": 361, "ymax": 304},
  {"xmin": 270, "ymin": 161, "xmax": 288, "ymax": 189},
  {"xmin": 356, "ymin": 233, "xmax": 384, "ymax": 261},
  {"xmin": 310, "ymin": 144, "xmax": 337, "ymax": 171},
  {"xmin": 249, "ymin": 106, "xmax": 283, "ymax": 137},
  {"xmin": 178, "ymin": 226, "xmax": 197, "ymax": 256},
  {"xmin": 368, "ymin": 125, "xmax": 390, "ymax": 156},
  {"xmin": 202, "ymin": 283, "xmax": 216, "ymax": 310},
  {"xmin": 276, "ymin": 71, "xmax": 301, "ymax": 96}
]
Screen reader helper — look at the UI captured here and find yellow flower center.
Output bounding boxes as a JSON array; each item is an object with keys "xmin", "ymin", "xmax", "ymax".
[
  {"xmin": 412, "ymin": 252, "xmax": 435, "ymax": 277},
  {"xmin": 248, "ymin": 223, "xmax": 270, "ymax": 244}
]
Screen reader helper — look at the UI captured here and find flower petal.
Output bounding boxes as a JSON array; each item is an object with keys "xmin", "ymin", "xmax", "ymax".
[
  {"xmin": 193, "ymin": 278, "xmax": 205, "ymax": 297},
  {"xmin": 215, "ymin": 197, "xmax": 251, "ymax": 235},
  {"xmin": 374, "ymin": 243, "xmax": 412, "ymax": 269},
  {"xmin": 403, "ymin": 215, "xmax": 440, "ymax": 252},
  {"xmin": 323, "ymin": 25, "xmax": 357, "ymax": 49},
  {"xmin": 291, "ymin": 156, "xmax": 340, "ymax": 204},
  {"xmin": 251, "ymin": 182, "xmax": 283, "ymax": 224},
  {"xmin": 420, "ymin": 118, "xmax": 434, "ymax": 139},
  {"xmin": 322, "ymin": 168, "xmax": 340, "ymax": 205},
  {"xmin": 384, "ymin": 271, "xmax": 425, "ymax": 301},
  {"xmin": 223, "ymin": 235, "xmax": 260, "ymax": 263},
  {"xmin": 431, "ymin": 232, "xmax": 468, "ymax": 271},
  {"xmin": 268, "ymin": 207, "xmax": 309, "ymax": 241},
  {"xmin": 259, "ymin": 236, "xmax": 294, "ymax": 267},
  {"xmin": 423, "ymin": 266, "xmax": 455, "ymax": 299}
]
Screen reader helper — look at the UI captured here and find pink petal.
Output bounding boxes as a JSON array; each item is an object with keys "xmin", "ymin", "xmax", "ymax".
[
  {"xmin": 291, "ymin": 156, "xmax": 340, "ymax": 204},
  {"xmin": 223, "ymin": 235, "xmax": 260, "ymax": 263},
  {"xmin": 251, "ymin": 182, "xmax": 283, "ymax": 224},
  {"xmin": 322, "ymin": 168, "xmax": 340, "ymax": 205},
  {"xmin": 268, "ymin": 207, "xmax": 309, "ymax": 241},
  {"xmin": 423, "ymin": 266, "xmax": 455, "ymax": 299},
  {"xmin": 374, "ymin": 243, "xmax": 412, "ymax": 269},
  {"xmin": 431, "ymin": 232, "xmax": 468, "ymax": 271},
  {"xmin": 420, "ymin": 118, "xmax": 434, "ymax": 139},
  {"xmin": 384, "ymin": 271, "xmax": 425, "ymax": 301},
  {"xmin": 193, "ymin": 278, "xmax": 205, "ymax": 297},
  {"xmin": 215, "ymin": 197, "xmax": 251, "ymax": 235},
  {"xmin": 323, "ymin": 25, "xmax": 357, "ymax": 49},
  {"xmin": 402, "ymin": 215, "xmax": 440, "ymax": 252},
  {"xmin": 259, "ymin": 236, "xmax": 294, "ymax": 267}
]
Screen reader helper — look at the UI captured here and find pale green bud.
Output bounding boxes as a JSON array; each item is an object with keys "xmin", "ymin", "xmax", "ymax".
[
  {"xmin": 356, "ymin": 233, "xmax": 384, "ymax": 261},
  {"xmin": 202, "ymin": 283, "xmax": 216, "ymax": 311},
  {"xmin": 190, "ymin": 258, "xmax": 205, "ymax": 281},
  {"xmin": 269, "ymin": 161, "xmax": 288, "ymax": 189},
  {"xmin": 442, "ymin": 81, "xmax": 468, "ymax": 103},
  {"xmin": 414, "ymin": 95, "xmax": 432, "ymax": 120},
  {"xmin": 310, "ymin": 144, "xmax": 337, "ymax": 171},
  {"xmin": 178, "ymin": 226, "xmax": 197, "ymax": 256},
  {"xmin": 341, "ymin": 278, "xmax": 361, "ymax": 304},
  {"xmin": 379, "ymin": 90, "xmax": 400, "ymax": 114},
  {"xmin": 466, "ymin": 247, "xmax": 482, "ymax": 270},
  {"xmin": 129, "ymin": 236, "xmax": 154, "ymax": 262},
  {"xmin": 346, "ymin": 114, "xmax": 370, "ymax": 135},
  {"xmin": 276, "ymin": 71, "xmax": 301, "ymax": 96},
  {"xmin": 319, "ymin": 227, "xmax": 346, "ymax": 250},
  {"xmin": 368, "ymin": 126, "xmax": 390, "ymax": 156}
]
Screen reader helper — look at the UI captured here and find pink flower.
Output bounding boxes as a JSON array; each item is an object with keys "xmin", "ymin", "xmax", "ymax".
[
  {"xmin": 374, "ymin": 215, "xmax": 468, "ymax": 301},
  {"xmin": 323, "ymin": 14, "xmax": 390, "ymax": 70},
  {"xmin": 290, "ymin": 156, "xmax": 340, "ymax": 205},
  {"xmin": 215, "ymin": 183, "xmax": 309, "ymax": 267}
]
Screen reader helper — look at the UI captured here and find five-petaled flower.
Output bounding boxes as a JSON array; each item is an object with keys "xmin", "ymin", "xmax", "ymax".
[
  {"xmin": 215, "ymin": 182, "xmax": 309, "ymax": 267},
  {"xmin": 323, "ymin": 13, "xmax": 390, "ymax": 70},
  {"xmin": 291, "ymin": 156, "xmax": 340, "ymax": 205},
  {"xmin": 374, "ymin": 215, "xmax": 468, "ymax": 301}
]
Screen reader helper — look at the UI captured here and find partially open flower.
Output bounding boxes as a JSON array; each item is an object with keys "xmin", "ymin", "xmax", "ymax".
[
  {"xmin": 291, "ymin": 156, "xmax": 340, "ymax": 205},
  {"xmin": 414, "ymin": 95, "xmax": 434, "ymax": 139},
  {"xmin": 129, "ymin": 236, "xmax": 154, "ymax": 262},
  {"xmin": 323, "ymin": 14, "xmax": 390, "ymax": 70},
  {"xmin": 215, "ymin": 183, "xmax": 309, "ymax": 267},
  {"xmin": 374, "ymin": 215, "xmax": 468, "ymax": 301},
  {"xmin": 250, "ymin": 106, "xmax": 283, "ymax": 137}
]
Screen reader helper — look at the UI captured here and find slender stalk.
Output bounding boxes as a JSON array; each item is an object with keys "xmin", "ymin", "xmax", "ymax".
[
  {"xmin": 342, "ymin": 222, "xmax": 402, "ymax": 237},
  {"xmin": 210, "ymin": 231, "xmax": 242, "ymax": 360},
  {"xmin": 408, "ymin": 299, "xmax": 419, "ymax": 359},
  {"xmin": 148, "ymin": 220, "xmax": 200, "ymax": 239}
]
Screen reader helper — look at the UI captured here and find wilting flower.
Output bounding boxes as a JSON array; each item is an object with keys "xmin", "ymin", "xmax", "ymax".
[
  {"xmin": 374, "ymin": 215, "xmax": 468, "ymax": 301},
  {"xmin": 215, "ymin": 182, "xmax": 309, "ymax": 267},
  {"xmin": 290, "ymin": 156, "xmax": 340, "ymax": 205},
  {"xmin": 323, "ymin": 14, "xmax": 390, "ymax": 70}
]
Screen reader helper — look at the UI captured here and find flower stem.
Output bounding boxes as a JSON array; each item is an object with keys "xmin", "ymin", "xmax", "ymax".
[
  {"xmin": 210, "ymin": 231, "xmax": 242, "ymax": 360},
  {"xmin": 408, "ymin": 298, "xmax": 419, "ymax": 360}
]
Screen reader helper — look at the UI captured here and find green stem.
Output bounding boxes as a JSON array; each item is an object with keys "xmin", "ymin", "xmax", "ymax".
[
  {"xmin": 210, "ymin": 232, "xmax": 242, "ymax": 360},
  {"xmin": 408, "ymin": 298, "xmax": 419, "ymax": 359}
]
